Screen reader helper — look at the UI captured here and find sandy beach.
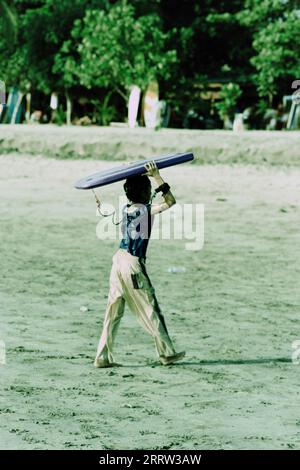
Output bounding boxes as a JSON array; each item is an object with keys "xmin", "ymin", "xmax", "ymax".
[{"xmin": 0, "ymin": 128, "xmax": 300, "ymax": 449}]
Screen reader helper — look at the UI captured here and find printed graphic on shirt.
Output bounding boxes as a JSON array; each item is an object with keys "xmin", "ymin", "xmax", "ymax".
[{"xmin": 119, "ymin": 203, "xmax": 154, "ymax": 258}]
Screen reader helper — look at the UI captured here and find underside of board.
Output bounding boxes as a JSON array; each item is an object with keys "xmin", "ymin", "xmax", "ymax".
[{"xmin": 75, "ymin": 152, "xmax": 194, "ymax": 190}]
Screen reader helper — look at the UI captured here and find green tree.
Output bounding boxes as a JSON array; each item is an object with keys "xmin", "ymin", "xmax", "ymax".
[
  {"xmin": 237, "ymin": 0, "xmax": 288, "ymax": 28},
  {"xmin": 0, "ymin": 1, "xmax": 29, "ymax": 92},
  {"xmin": 20, "ymin": 0, "xmax": 104, "ymax": 94},
  {"xmin": 237, "ymin": 0, "xmax": 300, "ymax": 103},
  {"xmin": 215, "ymin": 82, "xmax": 242, "ymax": 127},
  {"xmin": 0, "ymin": 0, "xmax": 17, "ymax": 47},
  {"xmin": 157, "ymin": 1, "xmax": 253, "ymax": 126},
  {"xmin": 56, "ymin": 1, "xmax": 177, "ymax": 103},
  {"xmin": 251, "ymin": 11, "xmax": 300, "ymax": 102}
]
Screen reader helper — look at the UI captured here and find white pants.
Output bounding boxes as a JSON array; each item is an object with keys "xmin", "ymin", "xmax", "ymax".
[{"xmin": 95, "ymin": 248, "xmax": 176, "ymax": 362}]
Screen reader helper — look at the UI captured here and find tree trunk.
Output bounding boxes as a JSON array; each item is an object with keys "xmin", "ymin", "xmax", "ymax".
[
  {"xmin": 66, "ymin": 91, "xmax": 72, "ymax": 125},
  {"xmin": 25, "ymin": 92, "xmax": 31, "ymax": 123}
]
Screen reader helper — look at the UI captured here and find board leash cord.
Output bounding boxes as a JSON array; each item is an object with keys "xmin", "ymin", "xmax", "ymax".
[
  {"xmin": 92, "ymin": 189, "xmax": 158, "ymax": 225},
  {"xmin": 92, "ymin": 189, "xmax": 123, "ymax": 225}
]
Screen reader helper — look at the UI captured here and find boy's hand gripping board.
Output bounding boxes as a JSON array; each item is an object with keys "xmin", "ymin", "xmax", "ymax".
[{"xmin": 74, "ymin": 152, "xmax": 194, "ymax": 190}]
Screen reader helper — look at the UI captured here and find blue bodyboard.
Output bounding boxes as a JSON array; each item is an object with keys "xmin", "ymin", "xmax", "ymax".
[{"xmin": 75, "ymin": 152, "xmax": 194, "ymax": 190}]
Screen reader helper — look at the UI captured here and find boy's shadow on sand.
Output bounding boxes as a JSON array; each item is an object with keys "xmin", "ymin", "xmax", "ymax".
[
  {"xmin": 170, "ymin": 357, "xmax": 292, "ymax": 366},
  {"xmin": 124, "ymin": 357, "xmax": 292, "ymax": 368}
]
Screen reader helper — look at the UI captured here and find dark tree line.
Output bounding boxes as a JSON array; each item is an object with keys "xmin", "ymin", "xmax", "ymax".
[{"xmin": 0, "ymin": 0, "xmax": 299, "ymax": 127}]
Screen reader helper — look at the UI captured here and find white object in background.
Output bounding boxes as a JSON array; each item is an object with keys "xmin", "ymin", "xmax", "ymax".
[
  {"xmin": 167, "ymin": 266, "xmax": 187, "ymax": 273},
  {"xmin": 128, "ymin": 85, "xmax": 141, "ymax": 128},
  {"xmin": 233, "ymin": 113, "xmax": 245, "ymax": 132},
  {"xmin": 50, "ymin": 92, "xmax": 58, "ymax": 110},
  {"xmin": 144, "ymin": 80, "xmax": 160, "ymax": 128},
  {"xmin": 80, "ymin": 306, "xmax": 89, "ymax": 313}
]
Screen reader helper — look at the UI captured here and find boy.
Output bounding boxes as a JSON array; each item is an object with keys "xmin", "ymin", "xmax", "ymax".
[{"xmin": 94, "ymin": 160, "xmax": 185, "ymax": 368}]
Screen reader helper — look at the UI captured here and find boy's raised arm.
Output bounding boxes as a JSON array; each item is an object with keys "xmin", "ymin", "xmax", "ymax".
[{"xmin": 144, "ymin": 161, "xmax": 176, "ymax": 215}]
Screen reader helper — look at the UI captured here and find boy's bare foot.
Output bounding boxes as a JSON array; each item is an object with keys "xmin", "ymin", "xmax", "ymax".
[
  {"xmin": 94, "ymin": 358, "xmax": 122, "ymax": 368},
  {"xmin": 159, "ymin": 350, "xmax": 186, "ymax": 366}
]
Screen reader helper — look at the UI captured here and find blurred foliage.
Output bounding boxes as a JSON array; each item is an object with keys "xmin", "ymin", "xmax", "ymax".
[
  {"xmin": 0, "ymin": 0, "xmax": 299, "ymax": 126},
  {"xmin": 251, "ymin": 11, "xmax": 300, "ymax": 102},
  {"xmin": 238, "ymin": 0, "xmax": 300, "ymax": 103},
  {"xmin": 0, "ymin": 0, "xmax": 17, "ymax": 47},
  {"xmin": 91, "ymin": 94, "xmax": 117, "ymax": 125},
  {"xmin": 54, "ymin": 2, "xmax": 177, "ymax": 102},
  {"xmin": 51, "ymin": 105, "xmax": 66, "ymax": 126},
  {"xmin": 214, "ymin": 83, "xmax": 242, "ymax": 123}
]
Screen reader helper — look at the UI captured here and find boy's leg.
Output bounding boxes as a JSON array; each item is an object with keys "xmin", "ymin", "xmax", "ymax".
[
  {"xmin": 124, "ymin": 264, "xmax": 176, "ymax": 358},
  {"xmin": 95, "ymin": 260, "xmax": 125, "ymax": 364},
  {"xmin": 95, "ymin": 296, "xmax": 125, "ymax": 363}
]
